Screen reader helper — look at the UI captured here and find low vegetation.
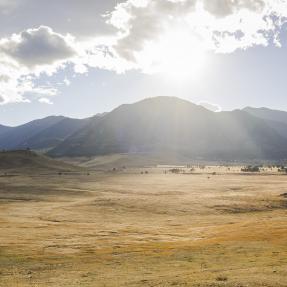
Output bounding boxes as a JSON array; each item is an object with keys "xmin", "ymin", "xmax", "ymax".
[
  {"xmin": 241, "ymin": 165, "xmax": 260, "ymax": 172},
  {"xmin": 0, "ymin": 150, "xmax": 81, "ymax": 174},
  {"xmin": 0, "ymin": 165, "xmax": 286, "ymax": 286}
]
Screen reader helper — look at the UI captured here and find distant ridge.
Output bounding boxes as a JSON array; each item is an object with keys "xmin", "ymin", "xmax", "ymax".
[
  {"xmin": 0, "ymin": 116, "xmax": 90, "ymax": 151},
  {"xmin": 243, "ymin": 107, "xmax": 287, "ymax": 125},
  {"xmin": 48, "ymin": 97, "xmax": 287, "ymax": 161},
  {"xmin": 0, "ymin": 124, "xmax": 11, "ymax": 136},
  {"xmin": 2, "ymin": 97, "xmax": 287, "ymax": 161},
  {"xmin": 243, "ymin": 107, "xmax": 287, "ymax": 139}
]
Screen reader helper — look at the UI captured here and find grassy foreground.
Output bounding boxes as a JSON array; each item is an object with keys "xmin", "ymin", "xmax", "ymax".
[{"xmin": 0, "ymin": 169, "xmax": 286, "ymax": 286}]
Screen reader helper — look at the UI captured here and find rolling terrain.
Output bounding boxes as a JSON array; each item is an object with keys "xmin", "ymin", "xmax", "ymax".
[
  {"xmin": 0, "ymin": 103, "xmax": 286, "ymax": 286},
  {"xmin": 0, "ymin": 150, "xmax": 80, "ymax": 174},
  {"xmin": 0, "ymin": 168, "xmax": 286, "ymax": 286}
]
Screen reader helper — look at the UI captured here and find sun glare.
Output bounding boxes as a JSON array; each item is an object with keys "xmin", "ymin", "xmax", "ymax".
[
  {"xmin": 139, "ymin": 27, "xmax": 207, "ymax": 83},
  {"xmin": 159, "ymin": 31, "xmax": 206, "ymax": 82}
]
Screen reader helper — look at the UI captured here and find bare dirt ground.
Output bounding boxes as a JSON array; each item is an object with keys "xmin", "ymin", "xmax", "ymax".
[{"xmin": 0, "ymin": 169, "xmax": 286, "ymax": 286}]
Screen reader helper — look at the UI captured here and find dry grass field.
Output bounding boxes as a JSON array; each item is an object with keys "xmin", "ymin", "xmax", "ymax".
[{"xmin": 0, "ymin": 168, "xmax": 286, "ymax": 286}]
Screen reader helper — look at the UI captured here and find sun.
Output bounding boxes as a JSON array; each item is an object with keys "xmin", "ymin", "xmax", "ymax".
[
  {"xmin": 159, "ymin": 41, "xmax": 206, "ymax": 83},
  {"xmin": 138, "ymin": 27, "xmax": 207, "ymax": 83},
  {"xmin": 160, "ymin": 29, "xmax": 207, "ymax": 82}
]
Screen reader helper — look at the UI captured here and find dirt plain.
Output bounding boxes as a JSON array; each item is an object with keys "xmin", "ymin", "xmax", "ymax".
[{"xmin": 0, "ymin": 167, "xmax": 286, "ymax": 286}]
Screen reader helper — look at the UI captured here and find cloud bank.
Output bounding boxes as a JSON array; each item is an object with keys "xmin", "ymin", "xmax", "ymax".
[
  {"xmin": 0, "ymin": 26, "xmax": 78, "ymax": 104},
  {"xmin": 110, "ymin": 0, "xmax": 287, "ymax": 61},
  {"xmin": 0, "ymin": 0, "xmax": 287, "ymax": 104},
  {"xmin": 0, "ymin": 26, "xmax": 76, "ymax": 68}
]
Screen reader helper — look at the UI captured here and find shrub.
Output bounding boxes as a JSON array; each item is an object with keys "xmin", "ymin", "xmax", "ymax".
[
  {"xmin": 241, "ymin": 166, "xmax": 260, "ymax": 172},
  {"xmin": 216, "ymin": 275, "xmax": 228, "ymax": 282},
  {"xmin": 278, "ymin": 167, "xmax": 287, "ymax": 173},
  {"xmin": 170, "ymin": 168, "xmax": 180, "ymax": 174}
]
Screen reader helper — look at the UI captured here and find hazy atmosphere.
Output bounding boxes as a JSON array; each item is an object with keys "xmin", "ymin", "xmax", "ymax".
[
  {"xmin": 1, "ymin": 1, "xmax": 287, "ymax": 287},
  {"xmin": 1, "ymin": 0, "xmax": 287, "ymax": 125}
]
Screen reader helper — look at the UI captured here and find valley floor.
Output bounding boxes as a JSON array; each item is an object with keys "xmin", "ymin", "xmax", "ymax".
[{"xmin": 0, "ymin": 170, "xmax": 286, "ymax": 286}]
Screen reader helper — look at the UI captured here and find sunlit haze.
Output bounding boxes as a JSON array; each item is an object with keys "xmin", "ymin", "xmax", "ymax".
[
  {"xmin": 1, "ymin": 2, "xmax": 287, "ymax": 286},
  {"xmin": 0, "ymin": 0, "xmax": 287, "ymax": 126}
]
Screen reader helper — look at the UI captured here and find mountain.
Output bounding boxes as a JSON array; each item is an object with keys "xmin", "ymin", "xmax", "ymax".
[
  {"xmin": 2, "ymin": 97, "xmax": 287, "ymax": 162},
  {"xmin": 48, "ymin": 97, "xmax": 287, "ymax": 161},
  {"xmin": 0, "ymin": 150, "xmax": 80, "ymax": 173},
  {"xmin": 0, "ymin": 116, "xmax": 64, "ymax": 150},
  {"xmin": 244, "ymin": 107, "xmax": 287, "ymax": 139},
  {"xmin": 16, "ymin": 117, "xmax": 89, "ymax": 150},
  {"xmin": 244, "ymin": 107, "xmax": 287, "ymax": 125},
  {"xmin": 0, "ymin": 116, "xmax": 89, "ymax": 151},
  {"xmin": 0, "ymin": 124, "xmax": 12, "ymax": 135}
]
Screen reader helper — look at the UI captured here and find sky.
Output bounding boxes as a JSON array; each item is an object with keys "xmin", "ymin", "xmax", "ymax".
[{"xmin": 0, "ymin": 0, "xmax": 287, "ymax": 126}]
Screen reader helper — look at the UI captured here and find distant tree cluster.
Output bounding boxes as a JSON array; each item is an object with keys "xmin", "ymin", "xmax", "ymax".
[
  {"xmin": 277, "ymin": 166, "xmax": 287, "ymax": 173},
  {"xmin": 169, "ymin": 168, "xmax": 181, "ymax": 174},
  {"xmin": 241, "ymin": 166, "xmax": 260, "ymax": 172},
  {"xmin": 140, "ymin": 171, "xmax": 149, "ymax": 174},
  {"xmin": 169, "ymin": 168, "xmax": 187, "ymax": 174}
]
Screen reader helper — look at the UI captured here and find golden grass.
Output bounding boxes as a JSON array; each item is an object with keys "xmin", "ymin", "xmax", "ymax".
[{"xmin": 0, "ymin": 170, "xmax": 286, "ymax": 286}]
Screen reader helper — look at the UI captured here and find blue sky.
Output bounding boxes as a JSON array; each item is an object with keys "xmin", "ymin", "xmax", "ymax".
[{"xmin": 0, "ymin": 0, "xmax": 287, "ymax": 126}]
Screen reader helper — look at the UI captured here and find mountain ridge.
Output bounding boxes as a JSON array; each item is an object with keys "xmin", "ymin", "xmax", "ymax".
[
  {"xmin": 48, "ymin": 97, "xmax": 287, "ymax": 161},
  {"xmin": 0, "ymin": 116, "xmax": 91, "ymax": 151},
  {"xmin": 2, "ymin": 97, "xmax": 287, "ymax": 161}
]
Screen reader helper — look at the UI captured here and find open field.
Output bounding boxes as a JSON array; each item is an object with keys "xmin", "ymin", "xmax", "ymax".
[{"xmin": 0, "ymin": 169, "xmax": 286, "ymax": 286}]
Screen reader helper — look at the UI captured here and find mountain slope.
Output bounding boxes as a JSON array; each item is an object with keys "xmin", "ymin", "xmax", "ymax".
[
  {"xmin": 0, "ymin": 116, "xmax": 89, "ymax": 151},
  {"xmin": 0, "ymin": 150, "xmax": 80, "ymax": 173},
  {"xmin": 17, "ymin": 117, "xmax": 90, "ymax": 150},
  {"xmin": 244, "ymin": 107, "xmax": 287, "ymax": 125},
  {"xmin": 49, "ymin": 97, "xmax": 287, "ymax": 160},
  {"xmin": 244, "ymin": 107, "xmax": 287, "ymax": 139},
  {"xmin": 0, "ymin": 116, "xmax": 65, "ymax": 150},
  {"xmin": 0, "ymin": 124, "xmax": 12, "ymax": 136},
  {"xmin": 49, "ymin": 97, "xmax": 213, "ymax": 157}
]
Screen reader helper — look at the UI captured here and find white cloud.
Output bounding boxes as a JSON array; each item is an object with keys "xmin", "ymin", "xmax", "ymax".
[
  {"xmin": 0, "ymin": 74, "xmax": 9, "ymax": 82},
  {"xmin": 198, "ymin": 101, "xmax": 222, "ymax": 112},
  {"xmin": 1, "ymin": 0, "xmax": 287, "ymax": 104},
  {"xmin": 0, "ymin": 0, "xmax": 14, "ymax": 7},
  {"xmin": 63, "ymin": 77, "xmax": 71, "ymax": 86},
  {"xmin": 0, "ymin": 69, "xmax": 58, "ymax": 105},
  {"xmin": 0, "ymin": 26, "xmax": 79, "ymax": 104},
  {"xmin": 0, "ymin": 26, "xmax": 76, "ymax": 69},
  {"xmin": 38, "ymin": 97, "xmax": 53, "ymax": 105},
  {"xmin": 0, "ymin": 25, "xmax": 120, "ymax": 104},
  {"xmin": 0, "ymin": 0, "xmax": 17, "ymax": 13},
  {"xmin": 108, "ymin": 0, "xmax": 287, "ymax": 69},
  {"xmin": 74, "ymin": 63, "xmax": 88, "ymax": 74}
]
